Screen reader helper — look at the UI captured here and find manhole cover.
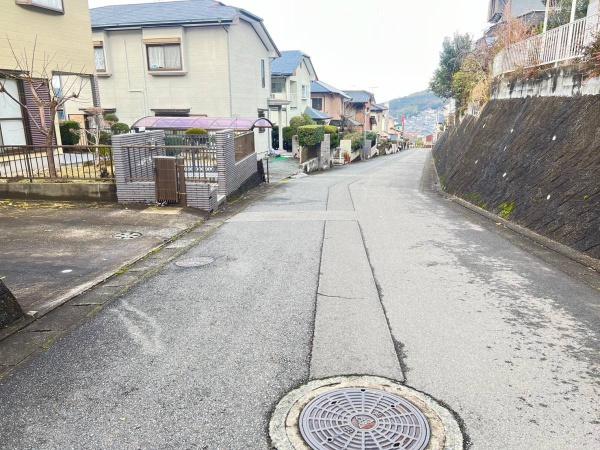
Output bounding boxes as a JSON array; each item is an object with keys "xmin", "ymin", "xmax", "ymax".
[
  {"xmin": 175, "ymin": 257, "xmax": 214, "ymax": 268},
  {"xmin": 114, "ymin": 231, "xmax": 142, "ymax": 240},
  {"xmin": 299, "ymin": 387, "xmax": 431, "ymax": 450}
]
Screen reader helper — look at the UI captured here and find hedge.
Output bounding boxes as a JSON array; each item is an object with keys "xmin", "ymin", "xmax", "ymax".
[
  {"xmin": 185, "ymin": 128, "xmax": 208, "ymax": 135},
  {"xmin": 298, "ymin": 125, "xmax": 324, "ymax": 147}
]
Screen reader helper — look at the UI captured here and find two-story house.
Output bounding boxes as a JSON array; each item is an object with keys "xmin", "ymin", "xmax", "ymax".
[
  {"xmin": 343, "ymin": 90, "xmax": 377, "ymax": 132},
  {"xmin": 0, "ymin": 0, "xmax": 98, "ymax": 146},
  {"xmin": 90, "ymin": 0, "xmax": 279, "ymax": 153},
  {"xmin": 268, "ymin": 50, "xmax": 317, "ymax": 150},
  {"xmin": 310, "ymin": 80, "xmax": 351, "ymax": 127}
]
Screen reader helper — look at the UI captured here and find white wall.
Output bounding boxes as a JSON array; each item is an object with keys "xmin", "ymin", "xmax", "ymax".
[{"xmin": 94, "ymin": 21, "xmax": 270, "ymax": 127}]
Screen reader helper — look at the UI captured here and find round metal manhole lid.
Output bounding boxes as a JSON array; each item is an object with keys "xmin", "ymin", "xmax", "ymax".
[
  {"xmin": 299, "ymin": 387, "xmax": 431, "ymax": 450},
  {"xmin": 175, "ymin": 257, "xmax": 215, "ymax": 268},
  {"xmin": 114, "ymin": 231, "xmax": 142, "ymax": 240}
]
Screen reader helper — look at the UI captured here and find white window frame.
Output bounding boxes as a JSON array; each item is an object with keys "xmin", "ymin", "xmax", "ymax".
[
  {"xmin": 94, "ymin": 45, "xmax": 107, "ymax": 73},
  {"xmin": 0, "ymin": 79, "xmax": 27, "ymax": 146},
  {"xmin": 301, "ymin": 84, "xmax": 309, "ymax": 100},
  {"xmin": 146, "ymin": 44, "xmax": 183, "ymax": 72},
  {"xmin": 261, "ymin": 60, "xmax": 266, "ymax": 89},
  {"xmin": 16, "ymin": 0, "xmax": 64, "ymax": 13},
  {"xmin": 271, "ymin": 78, "xmax": 285, "ymax": 94}
]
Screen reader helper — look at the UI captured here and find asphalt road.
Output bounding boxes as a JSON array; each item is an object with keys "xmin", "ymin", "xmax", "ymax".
[{"xmin": 0, "ymin": 150, "xmax": 598, "ymax": 449}]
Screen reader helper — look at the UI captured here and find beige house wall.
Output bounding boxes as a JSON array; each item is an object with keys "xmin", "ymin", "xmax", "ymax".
[
  {"xmin": 1, "ymin": 0, "xmax": 95, "ymax": 75},
  {"xmin": 312, "ymin": 93, "xmax": 345, "ymax": 121}
]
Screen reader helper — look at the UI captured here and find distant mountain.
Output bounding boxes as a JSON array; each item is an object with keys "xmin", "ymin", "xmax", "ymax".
[
  {"xmin": 387, "ymin": 90, "xmax": 447, "ymax": 136},
  {"xmin": 388, "ymin": 90, "xmax": 446, "ymax": 119}
]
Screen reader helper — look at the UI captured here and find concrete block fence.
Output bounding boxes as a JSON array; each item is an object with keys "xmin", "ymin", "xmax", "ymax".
[{"xmin": 113, "ymin": 130, "xmax": 258, "ymax": 212}]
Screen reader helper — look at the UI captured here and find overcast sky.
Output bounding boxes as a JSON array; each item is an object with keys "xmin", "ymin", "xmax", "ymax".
[{"xmin": 88, "ymin": 0, "xmax": 489, "ymax": 102}]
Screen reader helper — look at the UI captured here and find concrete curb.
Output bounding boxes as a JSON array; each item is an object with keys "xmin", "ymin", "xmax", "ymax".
[{"xmin": 429, "ymin": 154, "xmax": 600, "ymax": 274}]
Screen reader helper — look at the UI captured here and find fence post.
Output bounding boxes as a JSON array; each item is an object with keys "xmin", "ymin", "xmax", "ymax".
[{"xmin": 216, "ymin": 130, "xmax": 235, "ymax": 196}]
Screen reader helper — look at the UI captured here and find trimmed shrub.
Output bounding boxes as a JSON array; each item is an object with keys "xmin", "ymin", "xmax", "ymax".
[
  {"xmin": 298, "ymin": 125, "xmax": 324, "ymax": 147},
  {"xmin": 323, "ymin": 125, "xmax": 340, "ymax": 149},
  {"xmin": 185, "ymin": 128, "xmax": 208, "ymax": 135},
  {"xmin": 59, "ymin": 120, "xmax": 80, "ymax": 145},
  {"xmin": 111, "ymin": 122, "xmax": 130, "ymax": 135},
  {"xmin": 342, "ymin": 132, "xmax": 364, "ymax": 151},
  {"xmin": 366, "ymin": 131, "xmax": 378, "ymax": 147},
  {"xmin": 103, "ymin": 113, "xmax": 119, "ymax": 124},
  {"xmin": 289, "ymin": 114, "xmax": 314, "ymax": 129}
]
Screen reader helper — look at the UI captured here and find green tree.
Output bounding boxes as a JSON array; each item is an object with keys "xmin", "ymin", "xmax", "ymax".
[
  {"xmin": 543, "ymin": 0, "xmax": 589, "ymax": 30},
  {"xmin": 430, "ymin": 33, "xmax": 473, "ymax": 100},
  {"xmin": 59, "ymin": 120, "xmax": 80, "ymax": 145}
]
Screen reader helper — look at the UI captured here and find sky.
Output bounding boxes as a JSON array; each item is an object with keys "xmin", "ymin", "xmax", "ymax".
[{"xmin": 87, "ymin": 0, "xmax": 489, "ymax": 102}]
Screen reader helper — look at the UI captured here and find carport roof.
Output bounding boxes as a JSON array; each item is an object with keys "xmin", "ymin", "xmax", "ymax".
[{"xmin": 132, "ymin": 116, "xmax": 273, "ymax": 131}]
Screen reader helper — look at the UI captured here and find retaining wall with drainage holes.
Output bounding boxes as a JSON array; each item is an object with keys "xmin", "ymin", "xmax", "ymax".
[{"xmin": 433, "ymin": 96, "xmax": 600, "ymax": 260}]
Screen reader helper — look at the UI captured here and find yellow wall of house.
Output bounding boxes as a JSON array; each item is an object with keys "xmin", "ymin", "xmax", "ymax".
[{"xmin": 0, "ymin": 0, "xmax": 95, "ymax": 75}]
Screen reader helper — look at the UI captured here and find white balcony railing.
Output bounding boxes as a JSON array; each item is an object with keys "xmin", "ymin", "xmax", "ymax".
[{"xmin": 493, "ymin": 13, "xmax": 600, "ymax": 76}]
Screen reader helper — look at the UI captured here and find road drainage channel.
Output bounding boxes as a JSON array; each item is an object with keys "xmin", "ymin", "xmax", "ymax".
[{"xmin": 269, "ymin": 376, "xmax": 463, "ymax": 450}]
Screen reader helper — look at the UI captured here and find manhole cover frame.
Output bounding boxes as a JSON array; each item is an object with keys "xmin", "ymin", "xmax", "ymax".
[
  {"xmin": 299, "ymin": 387, "xmax": 431, "ymax": 450},
  {"xmin": 269, "ymin": 376, "xmax": 463, "ymax": 450},
  {"xmin": 114, "ymin": 231, "xmax": 143, "ymax": 240}
]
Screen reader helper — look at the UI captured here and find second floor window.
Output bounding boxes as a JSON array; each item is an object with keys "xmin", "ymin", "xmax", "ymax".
[
  {"xmin": 94, "ymin": 45, "xmax": 106, "ymax": 72},
  {"xmin": 301, "ymin": 85, "xmax": 309, "ymax": 99},
  {"xmin": 312, "ymin": 98, "xmax": 323, "ymax": 111},
  {"xmin": 271, "ymin": 78, "xmax": 285, "ymax": 94},
  {"xmin": 147, "ymin": 44, "xmax": 182, "ymax": 71},
  {"xmin": 261, "ymin": 60, "xmax": 266, "ymax": 89}
]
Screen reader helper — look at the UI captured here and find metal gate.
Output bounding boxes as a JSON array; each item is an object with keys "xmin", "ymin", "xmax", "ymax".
[{"xmin": 154, "ymin": 156, "xmax": 186, "ymax": 204}]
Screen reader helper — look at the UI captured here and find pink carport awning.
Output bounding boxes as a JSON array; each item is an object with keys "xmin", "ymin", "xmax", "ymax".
[{"xmin": 132, "ymin": 116, "xmax": 273, "ymax": 131}]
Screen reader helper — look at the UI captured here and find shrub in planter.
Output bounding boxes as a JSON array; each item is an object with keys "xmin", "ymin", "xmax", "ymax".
[
  {"xmin": 366, "ymin": 131, "xmax": 378, "ymax": 147},
  {"xmin": 342, "ymin": 132, "xmax": 364, "ymax": 151},
  {"xmin": 111, "ymin": 122, "xmax": 130, "ymax": 135},
  {"xmin": 59, "ymin": 120, "xmax": 80, "ymax": 145},
  {"xmin": 185, "ymin": 128, "xmax": 208, "ymax": 135},
  {"xmin": 298, "ymin": 125, "xmax": 325, "ymax": 147},
  {"xmin": 323, "ymin": 125, "xmax": 340, "ymax": 148}
]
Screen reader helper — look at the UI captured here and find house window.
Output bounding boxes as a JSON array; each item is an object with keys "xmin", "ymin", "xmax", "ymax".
[
  {"xmin": 312, "ymin": 98, "xmax": 323, "ymax": 111},
  {"xmin": 0, "ymin": 79, "xmax": 27, "ymax": 146},
  {"xmin": 271, "ymin": 78, "xmax": 285, "ymax": 94},
  {"xmin": 261, "ymin": 60, "xmax": 266, "ymax": 89},
  {"xmin": 16, "ymin": 0, "xmax": 64, "ymax": 13},
  {"xmin": 94, "ymin": 45, "xmax": 106, "ymax": 72},
  {"xmin": 301, "ymin": 85, "xmax": 308, "ymax": 99},
  {"xmin": 257, "ymin": 109, "xmax": 267, "ymax": 133},
  {"xmin": 147, "ymin": 44, "xmax": 182, "ymax": 71}
]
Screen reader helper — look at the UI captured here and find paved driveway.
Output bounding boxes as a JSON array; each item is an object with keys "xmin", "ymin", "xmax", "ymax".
[{"xmin": 0, "ymin": 201, "xmax": 203, "ymax": 315}]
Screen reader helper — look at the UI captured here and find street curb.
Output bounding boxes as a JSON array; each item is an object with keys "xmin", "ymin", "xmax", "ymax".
[{"xmin": 428, "ymin": 153, "xmax": 600, "ymax": 274}]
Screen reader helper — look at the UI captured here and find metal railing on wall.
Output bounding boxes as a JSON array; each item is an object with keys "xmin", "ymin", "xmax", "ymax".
[
  {"xmin": 0, "ymin": 145, "xmax": 114, "ymax": 181},
  {"xmin": 124, "ymin": 145, "xmax": 218, "ymax": 183},
  {"xmin": 493, "ymin": 13, "xmax": 600, "ymax": 76}
]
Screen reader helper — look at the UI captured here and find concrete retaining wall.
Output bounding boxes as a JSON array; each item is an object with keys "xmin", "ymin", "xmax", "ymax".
[
  {"xmin": 0, "ymin": 182, "xmax": 116, "ymax": 202},
  {"xmin": 494, "ymin": 67, "xmax": 600, "ymax": 99},
  {"xmin": 433, "ymin": 96, "xmax": 600, "ymax": 260}
]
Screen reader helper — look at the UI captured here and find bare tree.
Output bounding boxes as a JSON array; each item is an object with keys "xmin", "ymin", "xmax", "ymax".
[{"xmin": 0, "ymin": 36, "xmax": 90, "ymax": 177}]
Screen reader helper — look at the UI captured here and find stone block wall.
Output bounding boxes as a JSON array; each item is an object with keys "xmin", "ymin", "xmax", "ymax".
[
  {"xmin": 433, "ymin": 96, "xmax": 600, "ymax": 260},
  {"xmin": 112, "ymin": 131, "xmax": 165, "ymax": 204}
]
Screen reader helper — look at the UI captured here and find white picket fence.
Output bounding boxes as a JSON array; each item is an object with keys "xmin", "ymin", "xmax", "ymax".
[{"xmin": 493, "ymin": 13, "xmax": 600, "ymax": 76}]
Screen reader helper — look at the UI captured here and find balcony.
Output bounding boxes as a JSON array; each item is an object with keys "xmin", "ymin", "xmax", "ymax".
[
  {"xmin": 493, "ymin": 13, "xmax": 600, "ymax": 76},
  {"xmin": 267, "ymin": 92, "xmax": 291, "ymax": 106}
]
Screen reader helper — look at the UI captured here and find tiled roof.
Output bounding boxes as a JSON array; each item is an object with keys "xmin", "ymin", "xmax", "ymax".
[
  {"xmin": 344, "ymin": 90, "xmax": 375, "ymax": 104},
  {"xmin": 271, "ymin": 51, "xmax": 307, "ymax": 76},
  {"xmin": 90, "ymin": 0, "xmax": 242, "ymax": 28},
  {"xmin": 311, "ymin": 81, "xmax": 351, "ymax": 99},
  {"xmin": 304, "ymin": 106, "xmax": 331, "ymax": 121},
  {"xmin": 371, "ymin": 103, "xmax": 388, "ymax": 112}
]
